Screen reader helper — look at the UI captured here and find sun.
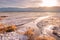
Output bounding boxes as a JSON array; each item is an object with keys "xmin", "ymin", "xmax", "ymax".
[{"xmin": 40, "ymin": 0, "xmax": 57, "ymax": 7}]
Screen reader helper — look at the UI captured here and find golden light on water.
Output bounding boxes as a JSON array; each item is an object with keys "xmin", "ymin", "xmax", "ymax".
[{"xmin": 40, "ymin": 0, "xmax": 57, "ymax": 7}]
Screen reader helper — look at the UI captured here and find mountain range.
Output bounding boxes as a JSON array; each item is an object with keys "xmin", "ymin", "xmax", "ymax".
[{"xmin": 0, "ymin": 6, "xmax": 60, "ymax": 12}]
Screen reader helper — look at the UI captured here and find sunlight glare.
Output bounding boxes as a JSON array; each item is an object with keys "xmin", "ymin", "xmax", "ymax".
[{"xmin": 40, "ymin": 0, "xmax": 57, "ymax": 7}]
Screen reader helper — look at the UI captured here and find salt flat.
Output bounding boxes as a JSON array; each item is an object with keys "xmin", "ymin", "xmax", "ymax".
[{"xmin": 0, "ymin": 12, "xmax": 60, "ymax": 40}]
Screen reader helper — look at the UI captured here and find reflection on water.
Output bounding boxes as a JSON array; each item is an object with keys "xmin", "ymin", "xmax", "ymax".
[
  {"xmin": 0, "ymin": 12, "xmax": 59, "ymax": 17},
  {"xmin": 0, "ymin": 12, "xmax": 60, "ymax": 26}
]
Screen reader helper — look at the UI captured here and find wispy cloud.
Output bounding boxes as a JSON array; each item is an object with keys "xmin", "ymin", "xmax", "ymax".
[
  {"xmin": 0, "ymin": 0, "xmax": 42, "ymax": 8},
  {"xmin": 0, "ymin": 0, "xmax": 59, "ymax": 8}
]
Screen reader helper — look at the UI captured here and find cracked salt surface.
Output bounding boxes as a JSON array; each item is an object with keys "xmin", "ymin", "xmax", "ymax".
[
  {"xmin": 0, "ymin": 16, "xmax": 37, "ymax": 40},
  {"xmin": 0, "ymin": 15, "xmax": 60, "ymax": 40}
]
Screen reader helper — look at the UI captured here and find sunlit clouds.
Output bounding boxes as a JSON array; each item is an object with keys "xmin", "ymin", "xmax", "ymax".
[
  {"xmin": 0, "ymin": 0, "xmax": 59, "ymax": 8},
  {"xmin": 40, "ymin": 0, "xmax": 58, "ymax": 7}
]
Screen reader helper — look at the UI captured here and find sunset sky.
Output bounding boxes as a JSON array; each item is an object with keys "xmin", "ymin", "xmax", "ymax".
[{"xmin": 0, "ymin": 0, "xmax": 60, "ymax": 8}]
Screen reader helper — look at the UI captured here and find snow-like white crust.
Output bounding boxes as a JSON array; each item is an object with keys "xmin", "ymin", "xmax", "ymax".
[{"xmin": 0, "ymin": 15, "xmax": 60, "ymax": 40}]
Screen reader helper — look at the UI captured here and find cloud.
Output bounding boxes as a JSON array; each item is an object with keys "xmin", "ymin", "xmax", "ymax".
[
  {"xmin": 58, "ymin": 0, "xmax": 60, "ymax": 5},
  {"xmin": 0, "ymin": 0, "xmax": 42, "ymax": 8},
  {"xmin": 0, "ymin": 0, "xmax": 59, "ymax": 8}
]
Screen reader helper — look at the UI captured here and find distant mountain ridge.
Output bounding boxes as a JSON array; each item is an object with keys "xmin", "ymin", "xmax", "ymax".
[{"xmin": 0, "ymin": 6, "xmax": 60, "ymax": 12}]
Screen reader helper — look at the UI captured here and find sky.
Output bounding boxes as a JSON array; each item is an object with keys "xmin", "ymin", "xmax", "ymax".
[{"xmin": 0, "ymin": 0, "xmax": 60, "ymax": 8}]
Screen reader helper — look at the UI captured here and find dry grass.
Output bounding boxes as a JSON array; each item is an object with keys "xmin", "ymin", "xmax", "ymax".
[
  {"xmin": 0, "ymin": 16, "xmax": 8, "ymax": 20},
  {"xmin": 23, "ymin": 27, "xmax": 56, "ymax": 40},
  {"xmin": 0, "ymin": 24, "xmax": 17, "ymax": 33},
  {"xmin": 35, "ymin": 35, "xmax": 56, "ymax": 40},
  {"xmin": 24, "ymin": 28, "xmax": 35, "ymax": 40}
]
